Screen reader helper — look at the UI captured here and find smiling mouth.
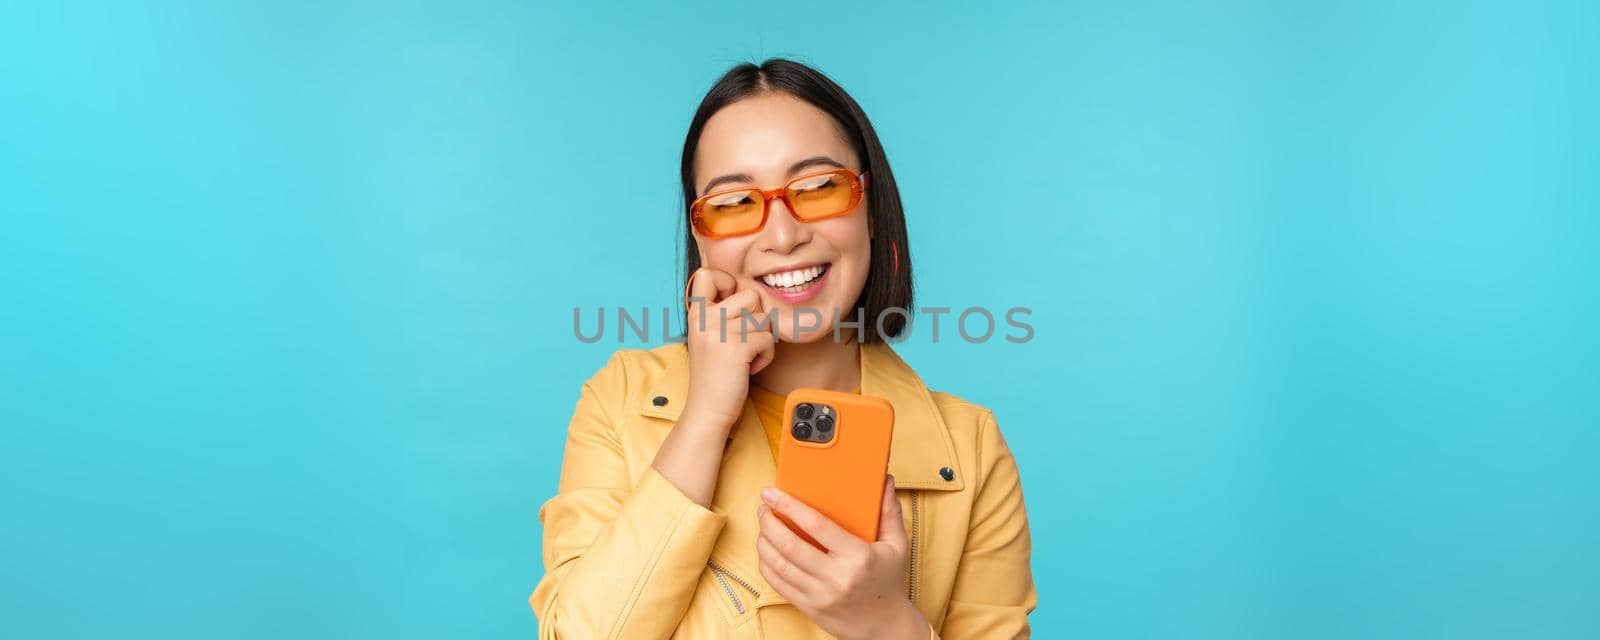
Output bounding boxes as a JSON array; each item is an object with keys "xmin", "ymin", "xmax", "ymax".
[{"xmin": 759, "ymin": 263, "xmax": 830, "ymax": 294}]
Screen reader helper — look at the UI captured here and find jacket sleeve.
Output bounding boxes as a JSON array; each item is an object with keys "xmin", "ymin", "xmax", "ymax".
[
  {"xmin": 932, "ymin": 410, "xmax": 1038, "ymax": 639},
  {"xmin": 529, "ymin": 352, "xmax": 728, "ymax": 640}
]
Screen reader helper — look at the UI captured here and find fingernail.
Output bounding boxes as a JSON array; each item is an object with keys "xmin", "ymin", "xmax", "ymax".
[{"xmin": 761, "ymin": 487, "xmax": 778, "ymax": 504}]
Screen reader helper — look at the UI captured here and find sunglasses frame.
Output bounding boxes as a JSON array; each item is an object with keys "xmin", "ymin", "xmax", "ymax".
[{"xmin": 690, "ymin": 168, "xmax": 870, "ymax": 239}]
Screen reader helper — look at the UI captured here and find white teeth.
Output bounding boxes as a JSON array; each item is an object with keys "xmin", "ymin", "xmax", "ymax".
[{"xmin": 760, "ymin": 265, "xmax": 826, "ymax": 290}]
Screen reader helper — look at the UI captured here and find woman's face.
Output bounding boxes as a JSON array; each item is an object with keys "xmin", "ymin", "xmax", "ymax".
[{"xmin": 692, "ymin": 92, "xmax": 872, "ymax": 344}]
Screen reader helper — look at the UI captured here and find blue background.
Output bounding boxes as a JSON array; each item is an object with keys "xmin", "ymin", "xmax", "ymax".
[{"xmin": 3, "ymin": 1, "xmax": 1596, "ymax": 637}]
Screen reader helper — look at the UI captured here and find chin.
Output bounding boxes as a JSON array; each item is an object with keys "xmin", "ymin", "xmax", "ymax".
[
  {"xmin": 779, "ymin": 327, "xmax": 835, "ymax": 344},
  {"xmin": 771, "ymin": 307, "xmax": 838, "ymax": 344}
]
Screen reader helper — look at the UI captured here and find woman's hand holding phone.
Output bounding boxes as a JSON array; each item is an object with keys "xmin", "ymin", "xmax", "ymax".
[{"xmin": 755, "ymin": 475, "xmax": 930, "ymax": 640}]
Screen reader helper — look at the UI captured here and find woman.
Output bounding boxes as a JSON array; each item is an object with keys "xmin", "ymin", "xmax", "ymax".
[{"xmin": 530, "ymin": 59, "xmax": 1036, "ymax": 639}]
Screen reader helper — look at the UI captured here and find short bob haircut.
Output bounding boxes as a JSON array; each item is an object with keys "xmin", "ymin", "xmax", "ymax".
[{"xmin": 679, "ymin": 58, "xmax": 913, "ymax": 342}]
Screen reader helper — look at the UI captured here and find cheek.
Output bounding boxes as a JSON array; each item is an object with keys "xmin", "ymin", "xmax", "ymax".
[
  {"xmin": 811, "ymin": 219, "xmax": 872, "ymax": 305},
  {"xmin": 700, "ymin": 238, "xmax": 751, "ymax": 272},
  {"xmin": 817, "ymin": 218, "xmax": 872, "ymax": 271}
]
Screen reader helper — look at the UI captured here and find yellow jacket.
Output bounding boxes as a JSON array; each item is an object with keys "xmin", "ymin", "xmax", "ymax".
[{"xmin": 530, "ymin": 341, "xmax": 1037, "ymax": 638}]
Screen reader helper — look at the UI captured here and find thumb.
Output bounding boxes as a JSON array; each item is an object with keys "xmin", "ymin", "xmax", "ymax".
[{"xmin": 876, "ymin": 474, "xmax": 907, "ymax": 548}]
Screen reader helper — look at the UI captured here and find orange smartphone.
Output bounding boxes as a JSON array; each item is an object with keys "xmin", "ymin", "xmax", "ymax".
[{"xmin": 774, "ymin": 388, "xmax": 895, "ymax": 549}]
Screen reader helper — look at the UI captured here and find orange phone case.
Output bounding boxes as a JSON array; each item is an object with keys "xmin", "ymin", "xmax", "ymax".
[{"xmin": 774, "ymin": 388, "xmax": 895, "ymax": 549}]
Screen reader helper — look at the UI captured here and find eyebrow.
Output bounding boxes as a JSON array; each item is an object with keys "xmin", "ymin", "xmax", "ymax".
[{"xmin": 700, "ymin": 155, "xmax": 846, "ymax": 195}]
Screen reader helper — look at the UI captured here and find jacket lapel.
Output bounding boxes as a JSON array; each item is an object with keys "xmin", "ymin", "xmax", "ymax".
[{"xmin": 860, "ymin": 342, "xmax": 967, "ymax": 492}]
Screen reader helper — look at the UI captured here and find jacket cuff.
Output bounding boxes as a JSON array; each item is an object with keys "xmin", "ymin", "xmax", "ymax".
[
  {"xmin": 632, "ymin": 463, "xmax": 728, "ymax": 549},
  {"xmin": 536, "ymin": 466, "xmax": 728, "ymax": 639},
  {"xmin": 606, "ymin": 465, "xmax": 729, "ymax": 615}
]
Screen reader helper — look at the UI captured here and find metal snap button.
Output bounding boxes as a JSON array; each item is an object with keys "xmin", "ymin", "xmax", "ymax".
[
  {"xmin": 652, "ymin": 395, "xmax": 668, "ymax": 407},
  {"xmin": 939, "ymin": 467, "xmax": 955, "ymax": 481}
]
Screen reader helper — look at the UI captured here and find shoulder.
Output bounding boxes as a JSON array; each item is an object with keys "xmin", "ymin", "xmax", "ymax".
[
  {"xmin": 930, "ymin": 390, "xmax": 993, "ymax": 422},
  {"xmin": 560, "ymin": 344, "xmax": 688, "ymax": 448},
  {"xmin": 930, "ymin": 390, "xmax": 997, "ymax": 434},
  {"xmin": 581, "ymin": 343, "xmax": 687, "ymax": 388},
  {"xmin": 929, "ymin": 390, "xmax": 1014, "ymax": 461},
  {"xmin": 574, "ymin": 343, "xmax": 689, "ymax": 423}
]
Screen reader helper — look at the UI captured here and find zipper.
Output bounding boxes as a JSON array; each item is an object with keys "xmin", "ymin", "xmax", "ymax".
[
  {"xmin": 907, "ymin": 490, "xmax": 921, "ymax": 606},
  {"xmin": 707, "ymin": 559, "xmax": 760, "ymax": 615}
]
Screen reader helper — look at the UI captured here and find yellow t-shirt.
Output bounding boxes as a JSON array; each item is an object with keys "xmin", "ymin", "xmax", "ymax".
[{"xmin": 748, "ymin": 384, "xmax": 861, "ymax": 462}]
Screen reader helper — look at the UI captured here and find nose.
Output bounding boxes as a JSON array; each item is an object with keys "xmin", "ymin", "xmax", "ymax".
[{"xmin": 757, "ymin": 196, "xmax": 808, "ymax": 254}]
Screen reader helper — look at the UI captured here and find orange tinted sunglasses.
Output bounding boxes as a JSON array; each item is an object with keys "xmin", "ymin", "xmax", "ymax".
[{"xmin": 690, "ymin": 168, "xmax": 869, "ymax": 238}]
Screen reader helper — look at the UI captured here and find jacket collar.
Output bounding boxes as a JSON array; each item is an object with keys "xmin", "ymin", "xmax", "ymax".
[{"xmin": 636, "ymin": 340, "xmax": 965, "ymax": 491}]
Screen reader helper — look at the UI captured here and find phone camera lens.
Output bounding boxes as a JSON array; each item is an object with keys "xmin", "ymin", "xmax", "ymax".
[
  {"xmin": 795, "ymin": 403, "xmax": 815, "ymax": 420},
  {"xmin": 792, "ymin": 423, "xmax": 813, "ymax": 440},
  {"xmin": 815, "ymin": 414, "xmax": 834, "ymax": 432}
]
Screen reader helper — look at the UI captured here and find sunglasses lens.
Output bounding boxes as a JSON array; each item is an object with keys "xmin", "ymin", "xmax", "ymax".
[
  {"xmin": 788, "ymin": 171, "xmax": 858, "ymax": 219},
  {"xmin": 695, "ymin": 189, "xmax": 764, "ymax": 236}
]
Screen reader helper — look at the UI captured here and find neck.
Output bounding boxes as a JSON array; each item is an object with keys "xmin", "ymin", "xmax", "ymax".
[{"xmin": 751, "ymin": 331, "xmax": 862, "ymax": 396}]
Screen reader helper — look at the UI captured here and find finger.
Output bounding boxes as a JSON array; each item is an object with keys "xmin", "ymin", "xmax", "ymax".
[
  {"xmin": 876, "ymin": 474, "xmax": 907, "ymax": 548},
  {"xmin": 757, "ymin": 504, "xmax": 830, "ymax": 577},
  {"xmin": 689, "ymin": 267, "xmax": 738, "ymax": 305},
  {"xmin": 761, "ymin": 486, "xmax": 860, "ymax": 553},
  {"xmin": 706, "ymin": 290, "xmax": 759, "ymax": 334},
  {"xmin": 749, "ymin": 334, "xmax": 776, "ymax": 374},
  {"xmin": 717, "ymin": 292, "xmax": 768, "ymax": 344},
  {"xmin": 720, "ymin": 288, "xmax": 763, "ymax": 315},
  {"xmin": 757, "ymin": 534, "xmax": 823, "ymax": 601},
  {"xmin": 746, "ymin": 309, "xmax": 777, "ymax": 372}
]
